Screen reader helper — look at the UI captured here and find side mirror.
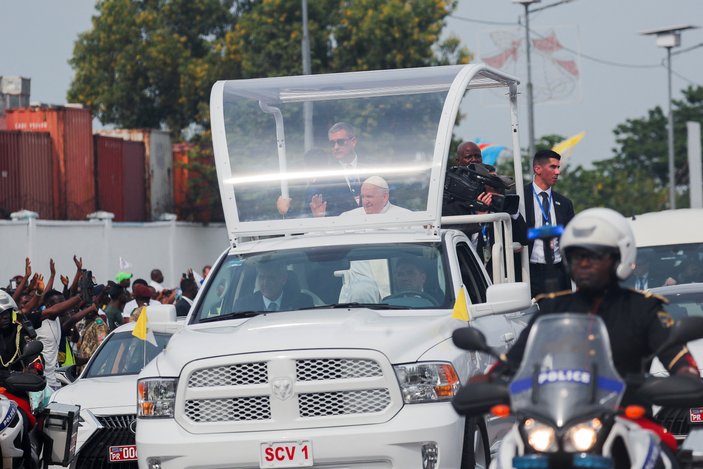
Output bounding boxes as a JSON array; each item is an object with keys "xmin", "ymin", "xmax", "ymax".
[
  {"xmin": 469, "ymin": 282, "xmax": 532, "ymax": 319},
  {"xmin": 452, "ymin": 382, "xmax": 509, "ymax": 417},
  {"xmin": 452, "ymin": 327, "xmax": 495, "ymax": 356},
  {"xmin": 21, "ymin": 340, "xmax": 43, "ymax": 361},
  {"xmin": 56, "ymin": 365, "xmax": 78, "ymax": 386}
]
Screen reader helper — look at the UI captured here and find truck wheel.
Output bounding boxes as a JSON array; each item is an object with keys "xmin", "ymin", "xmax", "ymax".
[{"xmin": 460, "ymin": 416, "xmax": 490, "ymax": 469}]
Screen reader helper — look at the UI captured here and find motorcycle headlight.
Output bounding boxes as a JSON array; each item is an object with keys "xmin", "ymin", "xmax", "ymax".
[
  {"xmin": 138, "ymin": 378, "xmax": 178, "ymax": 418},
  {"xmin": 563, "ymin": 418, "xmax": 602, "ymax": 452},
  {"xmin": 523, "ymin": 418, "xmax": 557, "ymax": 453},
  {"xmin": 393, "ymin": 362, "xmax": 460, "ymax": 404}
]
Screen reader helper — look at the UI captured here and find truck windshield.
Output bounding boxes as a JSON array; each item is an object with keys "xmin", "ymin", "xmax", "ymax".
[{"xmin": 192, "ymin": 243, "xmax": 450, "ymax": 323}]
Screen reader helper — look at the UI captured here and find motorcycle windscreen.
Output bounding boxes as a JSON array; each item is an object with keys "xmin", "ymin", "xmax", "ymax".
[{"xmin": 508, "ymin": 313, "xmax": 625, "ymax": 426}]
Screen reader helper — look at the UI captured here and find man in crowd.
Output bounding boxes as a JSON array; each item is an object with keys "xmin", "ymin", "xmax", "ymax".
[
  {"xmin": 176, "ymin": 276, "xmax": 198, "ymax": 317},
  {"xmin": 149, "ymin": 268, "xmax": 165, "ymax": 292},
  {"xmin": 454, "ymin": 141, "xmax": 483, "ymax": 166},
  {"xmin": 524, "ymin": 149, "xmax": 574, "ymax": 297}
]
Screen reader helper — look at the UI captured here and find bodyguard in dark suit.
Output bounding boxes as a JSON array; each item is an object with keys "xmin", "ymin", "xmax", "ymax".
[
  {"xmin": 175, "ymin": 277, "xmax": 199, "ymax": 317},
  {"xmin": 524, "ymin": 149, "xmax": 575, "ymax": 297},
  {"xmin": 234, "ymin": 262, "xmax": 313, "ymax": 312}
]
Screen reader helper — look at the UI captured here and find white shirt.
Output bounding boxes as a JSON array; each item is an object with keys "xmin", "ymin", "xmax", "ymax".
[
  {"xmin": 529, "ymin": 182, "xmax": 563, "ymax": 264},
  {"xmin": 263, "ymin": 293, "xmax": 283, "ymax": 311},
  {"xmin": 340, "ymin": 202, "xmax": 411, "ymax": 217},
  {"xmin": 36, "ymin": 317, "xmax": 62, "ymax": 390},
  {"xmin": 149, "ymin": 280, "xmax": 165, "ymax": 292},
  {"xmin": 122, "ymin": 298, "xmax": 162, "ymax": 318}
]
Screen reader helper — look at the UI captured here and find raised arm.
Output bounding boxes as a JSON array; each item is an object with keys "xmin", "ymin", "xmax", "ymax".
[{"xmin": 12, "ymin": 257, "xmax": 31, "ymax": 304}]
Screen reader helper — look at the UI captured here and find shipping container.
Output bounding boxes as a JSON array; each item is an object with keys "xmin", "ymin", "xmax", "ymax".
[
  {"xmin": 172, "ymin": 143, "xmax": 217, "ymax": 223},
  {"xmin": 0, "ymin": 131, "xmax": 53, "ymax": 218},
  {"xmin": 97, "ymin": 129, "xmax": 173, "ymax": 220},
  {"xmin": 94, "ymin": 135, "xmax": 147, "ymax": 222},
  {"xmin": 5, "ymin": 106, "xmax": 95, "ymax": 219}
]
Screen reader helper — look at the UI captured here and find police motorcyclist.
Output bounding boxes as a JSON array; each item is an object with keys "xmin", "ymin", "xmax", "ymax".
[
  {"xmin": 497, "ymin": 208, "xmax": 699, "ymax": 406},
  {"xmin": 0, "ymin": 289, "xmax": 43, "ymax": 466}
]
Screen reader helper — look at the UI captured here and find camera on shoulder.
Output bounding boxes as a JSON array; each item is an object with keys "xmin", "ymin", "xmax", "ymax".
[{"xmin": 444, "ymin": 163, "xmax": 519, "ymax": 214}]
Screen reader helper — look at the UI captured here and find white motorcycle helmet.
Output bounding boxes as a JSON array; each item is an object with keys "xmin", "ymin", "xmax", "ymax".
[
  {"xmin": 560, "ymin": 207, "xmax": 636, "ymax": 281},
  {"xmin": 0, "ymin": 289, "xmax": 18, "ymax": 314}
]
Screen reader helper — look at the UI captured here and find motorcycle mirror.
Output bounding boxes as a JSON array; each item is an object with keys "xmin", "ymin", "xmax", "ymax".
[
  {"xmin": 452, "ymin": 327, "xmax": 497, "ymax": 357},
  {"xmin": 20, "ymin": 340, "xmax": 43, "ymax": 361},
  {"xmin": 452, "ymin": 382, "xmax": 510, "ymax": 417}
]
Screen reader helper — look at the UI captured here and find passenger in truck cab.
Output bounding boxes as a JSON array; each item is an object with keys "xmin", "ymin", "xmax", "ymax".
[{"xmin": 235, "ymin": 262, "xmax": 313, "ymax": 312}]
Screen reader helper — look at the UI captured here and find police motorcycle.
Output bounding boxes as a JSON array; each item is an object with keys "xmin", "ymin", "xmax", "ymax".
[
  {"xmin": 0, "ymin": 339, "xmax": 79, "ymax": 468},
  {"xmin": 451, "ymin": 313, "xmax": 703, "ymax": 469}
]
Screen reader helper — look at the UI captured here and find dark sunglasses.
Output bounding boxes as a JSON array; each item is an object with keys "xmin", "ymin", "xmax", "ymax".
[
  {"xmin": 329, "ymin": 137, "xmax": 352, "ymax": 147},
  {"xmin": 568, "ymin": 250, "xmax": 610, "ymax": 263}
]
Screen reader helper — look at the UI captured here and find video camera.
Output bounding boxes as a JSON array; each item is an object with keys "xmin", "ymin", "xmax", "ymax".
[
  {"xmin": 444, "ymin": 163, "xmax": 519, "ymax": 214},
  {"xmin": 78, "ymin": 270, "xmax": 96, "ymax": 303}
]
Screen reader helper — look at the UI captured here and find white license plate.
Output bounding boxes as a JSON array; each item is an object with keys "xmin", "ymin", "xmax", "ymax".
[
  {"xmin": 109, "ymin": 444, "xmax": 138, "ymax": 462},
  {"xmin": 690, "ymin": 407, "xmax": 703, "ymax": 423},
  {"xmin": 260, "ymin": 440, "xmax": 313, "ymax": 468}
]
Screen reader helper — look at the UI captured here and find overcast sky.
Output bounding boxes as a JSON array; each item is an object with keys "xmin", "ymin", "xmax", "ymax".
[{"xmin": 1, "ymin": 0, "xmax": 701, "ymax": 168}]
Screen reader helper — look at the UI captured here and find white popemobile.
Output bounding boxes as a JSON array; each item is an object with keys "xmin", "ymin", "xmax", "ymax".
[{"xmin": 136, "ymin": 64, "xmax": 536, "ymax": 469}]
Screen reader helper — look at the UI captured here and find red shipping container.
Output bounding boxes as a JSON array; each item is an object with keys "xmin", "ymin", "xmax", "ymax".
[
  {"xmin": 172, "ymin": 142, "xmax": 194, "ymax": 214},
  {"xmin": 95, "ymin": 136, "xmax": 146, "ymax": 222},
  {"xmin": 5, "ymin": 106, "xmax": 95, "ymax": 219},
  {"xmin": 0, "ymin": 131, "xmax": 54, "ymax": 218}
]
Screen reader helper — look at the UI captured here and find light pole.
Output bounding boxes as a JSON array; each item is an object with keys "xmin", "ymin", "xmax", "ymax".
[
  {"xmin": 513, "ymin": 0, "xmax": 540, "ymax": 159},
  {"xmin": 641, "ymin": 25, "xmax": 698, "ymax": 210}
]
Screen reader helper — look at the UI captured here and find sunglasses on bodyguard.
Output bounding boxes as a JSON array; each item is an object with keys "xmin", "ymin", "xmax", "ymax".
[{"xmin": 329, "ymin": 137, "xmax": 353, "ymax": 147}]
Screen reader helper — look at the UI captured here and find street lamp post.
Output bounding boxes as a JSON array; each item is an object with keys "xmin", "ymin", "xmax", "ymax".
[
  {"xmin": 513, "ymin": 0, "xmax": 540, "ymax": 159},
  {"xmin": 301, "ymin": 0, "xmax": 313, "ymax": 152},
  {"xmin": 641, "ymin": 25, "xmax": 698, "ymax": 210}
]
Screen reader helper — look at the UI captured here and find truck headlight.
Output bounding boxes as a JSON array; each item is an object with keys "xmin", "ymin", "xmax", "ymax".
[
  {"xmin": 393, "ymin": 362, "xmax": 460, "ymax": 404},
  {"xmin": 138, "ymin": 378, "xmax": 178, "ymax": 418},
  {"xmin": 563, "ymin": 418, "xmax": 602, "ymax": 452}
]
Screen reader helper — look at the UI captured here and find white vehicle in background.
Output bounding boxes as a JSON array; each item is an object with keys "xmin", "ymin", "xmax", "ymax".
[
  {"xmin": 136, "ymin": 64, "xmax": 536, "ymax": 469},
  {"xmin": 49, "ymin": 306, "xmax": 182, "ymax": 468},
  {"xmin": 628, "ymin": 208, "xmax": 703, "ymax": 287}
]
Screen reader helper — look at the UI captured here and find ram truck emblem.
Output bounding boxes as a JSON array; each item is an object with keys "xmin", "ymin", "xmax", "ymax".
[{"xmin": 271, "ymin": 377, "xmax": 294, "ymax": 401}]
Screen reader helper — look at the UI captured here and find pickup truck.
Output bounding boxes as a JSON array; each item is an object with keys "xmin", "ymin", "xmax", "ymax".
[{"xmin": 136, "ymin": 64, "xmax": 535, "ymax": 469}]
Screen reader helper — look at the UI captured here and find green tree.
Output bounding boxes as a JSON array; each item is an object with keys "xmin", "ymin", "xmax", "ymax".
[{"xmin": 68, "ymin": 0, "xmax": 236, "ymax": 134}]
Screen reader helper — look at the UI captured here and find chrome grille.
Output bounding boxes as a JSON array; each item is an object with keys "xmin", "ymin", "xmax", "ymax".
[
  {"xmin": 184, "ymin": 396, "xmax": 271, "ymax": 422},
  {"xmin": 296, "ymin": 358, "xmax": 383, "ymax": 381},
  {"xmin": 179, "ymin": 352, "xmax": 399, "ymax": 431},
  {"xmin": 188, "ymin": 361, "xmax": 268, "ymax": 387},
  {"xmin": 299, "ymin": 389, "xmax": 391, "ymax": 417}
]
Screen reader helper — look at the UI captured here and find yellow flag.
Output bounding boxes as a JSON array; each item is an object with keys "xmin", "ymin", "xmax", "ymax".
[
  {"xmin": 452, "ymin": 286, "xmax": 470, "ymax": 321},
  {"xmin": 552, "ymin": 131, "xmax": 585, "ymax": 159},
  {"xmin": 132, "ymin": 306, "xmax": 148, "ymax": 341}
]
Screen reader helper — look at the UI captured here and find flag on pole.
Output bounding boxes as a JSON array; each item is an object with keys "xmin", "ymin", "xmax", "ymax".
[
  {"xmin": 132, "ymin": 306, "xmax": 157, "ymax": 346},
  {"xmin": 475, "ymin": 139, "xmax": 507, "ymax": 166},
  {"xmin": 552, "ymin": 131, "xmax": 586, "ymax": 160},
  {"xmin": 119, "ymin": 257, "xmax": 132, "ymax": 271},
  {"xmin": 451, "ymin": 286, "xmax": 470, "ymax": 321}
]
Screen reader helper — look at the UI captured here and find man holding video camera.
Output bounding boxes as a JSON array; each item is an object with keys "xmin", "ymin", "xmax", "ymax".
[{"xmin": 442, "ymin": 144, "xmax": 527, "ymax": 277}]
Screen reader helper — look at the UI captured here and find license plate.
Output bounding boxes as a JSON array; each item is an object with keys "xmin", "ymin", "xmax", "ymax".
[
  {"xmin": 109, "ymin": 445, "xmax": 138, "ymax": 462},
  {"xmin": 260, "ymin": 441, "xmax": 313, "ymax": 468},
  {"xmin": 690, "ymin": 407, "xmax": 703, "ymax": 423}
]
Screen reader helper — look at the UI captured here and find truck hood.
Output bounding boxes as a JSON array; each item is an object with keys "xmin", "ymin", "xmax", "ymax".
[
  {"xmin": 51, "ymin": 375, "xmax": 136, "ymax": 415},
  {"xmin": 156, "ymin": 309, "xmax": 457, "ymax": 376}
]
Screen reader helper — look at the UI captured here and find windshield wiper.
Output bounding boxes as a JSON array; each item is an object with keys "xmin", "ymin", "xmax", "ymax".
[
  {"xmin": 199, "ymin": 311, "xmax": 266, "ymax": 323},
  {"xmin": 297, "ymin": 303, "xmax": 407, "ymax": 310}
]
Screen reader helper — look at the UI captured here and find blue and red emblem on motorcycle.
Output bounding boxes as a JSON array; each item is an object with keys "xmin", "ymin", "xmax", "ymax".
[{"xmin": 690, "ymin": 407, "xmax": 703, "ymax": 424}]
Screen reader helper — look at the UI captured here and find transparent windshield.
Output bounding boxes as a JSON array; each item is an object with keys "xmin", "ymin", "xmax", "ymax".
[
  {"xmin": 84, "ymin": 331, "xmax": 172, "ymax": 378},
  {"xmin": 509, "ymin": 314, "xmax": 624, "ymax": 426},
  {"xmin": 193, "ymin": 243, "xmax": 450, "ymax": 322},
  {"xmin": 635, "ymin": 244, "xmax": 703, "ymax": 288}
]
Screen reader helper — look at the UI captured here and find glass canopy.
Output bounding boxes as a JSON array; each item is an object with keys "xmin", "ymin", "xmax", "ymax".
[{"xmin": 210, "ymin": 65, "xmax": 521, "ymax": 244}]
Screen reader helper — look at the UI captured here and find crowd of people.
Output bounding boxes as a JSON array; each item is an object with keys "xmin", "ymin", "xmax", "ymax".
[{"xmin": 0, "ymin": 258, "xmax": 211, "ymax": 391}]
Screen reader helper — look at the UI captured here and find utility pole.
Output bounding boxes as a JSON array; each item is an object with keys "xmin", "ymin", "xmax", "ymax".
[
  {"xmin": 641, "ymin": 24, "xmax": 698, "ymax": 209},
  {"xmin": 513, "ymin": 0, "xmax": 540, "ymax": 159}
]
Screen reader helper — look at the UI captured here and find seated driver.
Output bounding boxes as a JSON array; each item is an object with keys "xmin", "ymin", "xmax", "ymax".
[
  {"xmin": 235, "ymin": 262, "xmax": 313, "ymax": 312},
  {"xmin": 393, "ymin": 258, "xmax": 427, "ymax": 293}
]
